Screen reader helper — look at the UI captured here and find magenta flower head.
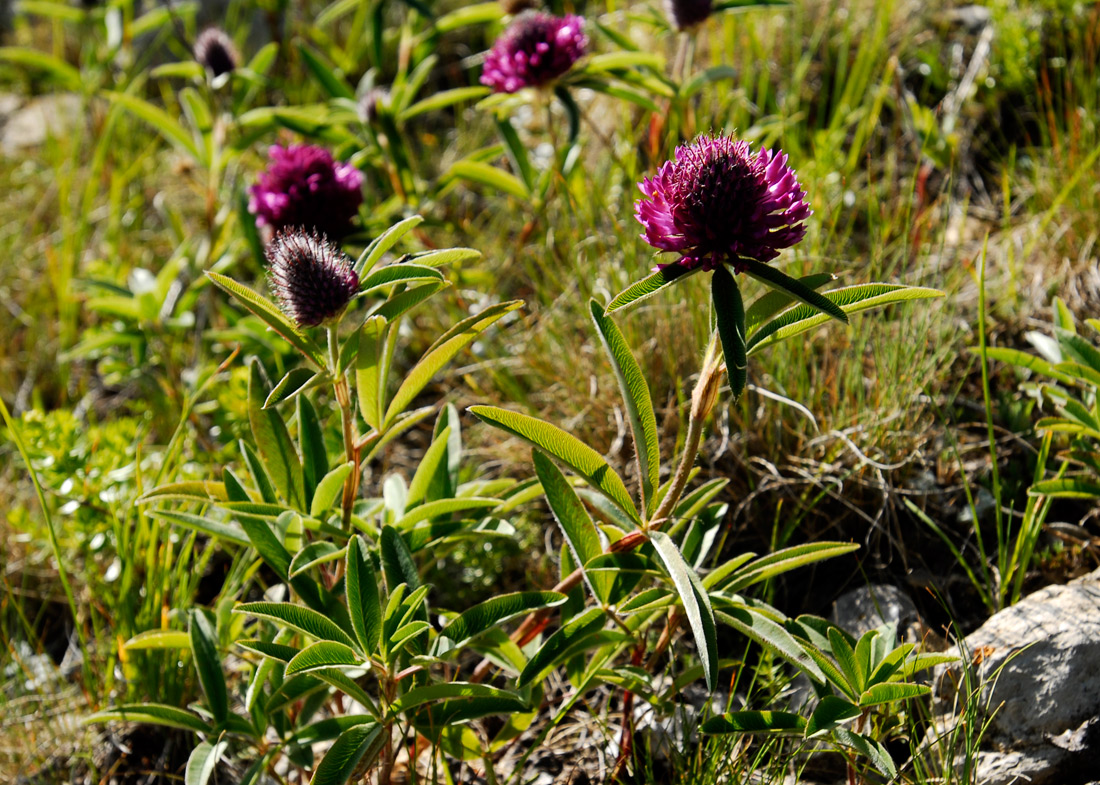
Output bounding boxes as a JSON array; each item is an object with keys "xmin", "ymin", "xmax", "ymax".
[
  {"xmin": 266, "ymin": 230, "xmax": 359, "ymax": 328},
  {"xmin": 193, "ymin": 28, "xmax": 239, "ymax": 78},
  {"xmin": 635, "ymin": 135, "xmax": 811, "ymax": 273},
  {"xmin": 663, "ymin": 0, "xmax": 713, "ymax": 30},
  {"xmin": 248, "ymin": 145, "xmax": 364, "ymax": 239},
  {"xmin": 480, "ymin": 12, "xmax": 587, "ymax": 94}
]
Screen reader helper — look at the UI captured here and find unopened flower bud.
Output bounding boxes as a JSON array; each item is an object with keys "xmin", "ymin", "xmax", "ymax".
[
  {"xmin": 194, "ymin": 28, "xmax": 239, "ymax": 78},
  {"xmin": 266, "ymin": 230, "xmax": 359, "ymax": 328},
  {"xmin": 663, "ymin": 0, "xmax": 713, "ymax": 30}
]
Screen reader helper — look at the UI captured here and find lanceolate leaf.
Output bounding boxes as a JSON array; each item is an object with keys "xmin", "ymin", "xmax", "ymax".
[
  {"xmin": 832, "ymin": 729, "xmax": 897, "ymax": 778},
  {"xmin": 356, "ymin": 315, "xmax": 388, "ymax": 432},
  {"xmin": 710, "ymin": 542, "xmax": 860, "ymax": 592},
  {"xmin": 438, "ymin": 592, "xmax": 567, "ymax": 650},
  {"xmin": 859, "ymin": 682, "xmax": 929, "ymax": 707},
  {"xmin": 447, "ymin": 160, "xmax": 529, "ymax": 200},
  {"xmin": 380, "ymin": 525, "xmax": 420, "ymax": 592},
  {"xmin": 589, "ymin": 300, "xmax": 660, "ymax": 514},
  {"xmin": 744, "ymin": 272, "xmax": 836, "ymax": 334},
  {"xmin": 359, "ymin": 263, "xmax": 444, "ymax": 293},
  {"xmin": 149, "ymin": 510, "xmax": 249, "ymax": 547},
  {"xmin": 248, "ymin": 361, "xmax": 306, "ymax": 510},
  {"xmin": 308, "ymin": 723, "xmax": 384, "ymax": 785},
  {"xmin": 288, "ymin": 541, "xmax": 345, "ymax": 577},
  {"xmin": 518, "ymin": 607, "xmax": 605, "ymax": 687},
  {"xmin": 234, "ymin": 602, "xmax": 357, "ymax": 649},
  {"xmin": 606, "ymin": 266, "xmax": 700, "ymax": 313},
  {"xmin": 345, "ymin": 536, "xmax": 382, "ymax": 655},
  {"xmin": 532, "ymin": 451, "xmax": 613, "ymax": 603},
  {"xmin": 747, "ymin": 284, "xmax": 944, "ymax": 354},
  {"xmin": 712, "ymin": 267, "xmax": 747, "ymax": 399},
  {"xmin": 805, "ymin": 695, "xmax": 861, "ymax": 737},
  {"xmin": 85, "ymin": 704, "xmax": 211, "ymax": 733},
  {"xmin": 285, "ymin": 641, "xmax": 361, "ymax": 674},
  {"xmin": 742, "ymin": 259, "xmax": 849, "ymax": 325},
  {"xmin": 716, "ymin": 604, "xmax": 825, "ymax": 683},
  {"xmin": 264, "ymin": 367, "xmax": 319, "ymax": 409},
  {"xmin": 298, "ymin": 396, "xmax": 327, "ymax": 502},
  {"xmin": 189, "ymin": 610, "xmax": 228, "ymax": 724},
  {"xmin": 389, "ymin": 683, "xmax": 522, "ymax": 715},
  {"xmin": 206, "ymin": 272, "xmax": 327, "ymax": 367},
  {"xmin": 310, "ymin": 463, "xmax": 355, "ymax": 518},
  {"xmin": 700, "ymin": 711, "xmax": 807, "ymax": 735},
  {"xmin": 469, "ymin": 406, "xmax": 640, "ymax": 524},
  {"xmin": 650, "ymin": 531, "xmax": 717, "ymax": 691},
  {"xmin": 384, "ymin": 301, "xmax": 523, "ymax": 426},
  {"xmin": 354, "ymin": 215, "xmax": 424, "ymax": 276},
  {"xmin": 185, "ymin": 740, "xmax": 228, "ymax": 785}
]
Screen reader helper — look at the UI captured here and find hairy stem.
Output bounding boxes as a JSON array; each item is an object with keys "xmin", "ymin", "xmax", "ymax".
[{"xmin": 330, "ymin": 325, "xmax": 360, "ymax": 530}]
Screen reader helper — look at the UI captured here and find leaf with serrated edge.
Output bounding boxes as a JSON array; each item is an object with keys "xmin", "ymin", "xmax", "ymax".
[
  {"xmin": 590, "ymin": 300, "xmax": 660, "ymax": 515},
  {"xmin": 650, "ymin": 531, "xmax": 717, "ymax": 691},
  {"xmin": 470, "ymin": 406, "xmax": 640, "ymax": 524}
]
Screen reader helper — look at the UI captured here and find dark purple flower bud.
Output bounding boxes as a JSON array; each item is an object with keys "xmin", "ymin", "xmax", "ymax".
[
  {"xmin": 635, "ymin": 135, "xmax": 812, "ymax": 273},
  {"xmin": 663, "ymin": 0, "xmax": 713, "ymax": 30},
  {"xmin": 357, "ymin": 88, "xmax": 389, "ymax": 124},
  {"xmin": 248, "ymin": 144, "xmax": 364, "ymax": 239},
  {"xmin": 266, "ymin": 230, "xmax": 359, "ymax": 328},
  {"xmin": 499, "ymin": 0, "xmax": 539, "ymax": 15},
  {"xmin": 480, "ymin": 12, "xmax": 587, "ymax": 94},
  {"xmin": 193, "ymin": 28, "xmax": 239, "ymax": 78}
]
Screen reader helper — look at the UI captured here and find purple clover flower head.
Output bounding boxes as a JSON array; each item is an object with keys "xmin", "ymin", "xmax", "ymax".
[
  {"xmin": 663, "ymin": 0, "xmax": 713, "ymax": 30},
  {"xmin": 635, "ymin": 135, "xmax": 811, "ymax": 273},
  {"xmin": 480, "ymin": 12, "xmax": 587, "ymax": 94},
  {"xmin": 248, "ymin": 145, "xmax": 364, "ymax": 239},
  {"xmin": 266, "ymin": 230, "xmax": 359, "ymax": 328},
  {"xmin": 194, "ymin": 28, "xmax": 239, "ymax": 78}
]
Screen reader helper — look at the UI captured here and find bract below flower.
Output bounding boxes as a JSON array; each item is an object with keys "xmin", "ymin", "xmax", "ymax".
[
  {"xmin": 480, "ymin": 12, "xmax": 587, "ymax": 94},
  {"xmin": 248, "ymin": 145, "xmax": 364, "ymax": 239},
  {"xmin": 635, "ymin": 135, "xmax": 811, "ymax": 272},
  {"xmin": 266, "ymin": 230, "xmax": 359, "ymax": 328}
]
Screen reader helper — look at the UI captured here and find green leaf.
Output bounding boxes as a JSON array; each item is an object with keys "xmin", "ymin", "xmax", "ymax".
[
  {"xmin": 742, "ymin": 260, "xmax": 848, "ymax": 325},
  {"xmin": 308, "ymin": 723, "xmax": 384, "ymax": 785},
  {"xmin": 185, "ymin": 740, "xmax": 228, "ymax": 785},
  {"xmin": 406, "ymin": 426, "xmax": 452, "ymax": 507},
  {"xmin": 495, "ymin": 118, "xmax": 536, "ymax": 191},
  {"xmin": 373, "ymin": 282, "xmax": 448, "ymax": 322},
  {"xmin": 355, "ymin": 315, "xmax": 388, "ymax": 431},
  {"xmin": 829, "ymin": 627, "xmax": 864, "ymax": 693},
  {"xmin": 709, "ymin": 542, "xmax": 860, "ymax": 592},
  {"xmin": 137, "ymin": 481, "xmax": 227, "ymax": 505},
  {"xmin": 804, "ymin": 696, "xmax": 861, "ymax": 737},
  {"xmin": 434, "ymin": 1, "xmax": 503, "ymax": 31},
  {"xmin": 123, "ymin": 629, "xmax": 191, "ymax": 650},
  {"xmin": 237, "ymin": 639, "xmax": 300, "ymax": 662},
  {"xmin": 389, "ymin": 683, "xmax": 522, "ymax": 715},
  {"xmin": 354, "ymin": 215, "xmax": 424, "ymax": 276},
  {"xmin": 976, "ymin": 347, "xmax": 1077, "ymax": 386},
  {"xmin": 589, "ymin": 300, "xmax": 660, "ymax": 514},
  {"xmin": 404, "ymin": 247, "xmax": 481, "ymax": 268},
  {"xmin": 360, "ymin": 264, "xmax": 444, "ymax": 294},
  {"xmin": 149, "ymin": 511, "xmax": 250, "ymax": 547},
  {"xmin": 700, "ymin": 711, "xmax": 807, "ymax": 735},
  {"xmin": 1030, "ymin": 477, "xmax": 1100, "ymax": 498},
  {"xmin": 289, "ymin": 542, "xmax": 346, "ymax": 577},
  {"xmin": 384, "ymin": 301, "xmax": 522, "ymax": 426},
  {"xmin": 248, "ymin": 361, "xmax": 305, "ymax": 511},
  {"xmin": 380, "ymin": 526, "xmax": 420, "ymax": 591},
  {"xmin": 715, "ymin": 604, "xmax": 825, "ymax": 683},
  {"xmin": 680, "ymin": 64, "xmax": 738, "ymax": 98},
  {"xmin": 447, "ymin": 160, "xmax": 529, "ymax": 200},
  {"xmin": 650, "ymin": 531, "xmax": 717, "ymax": 691},
  {"xmin": 0, "ymin": 47, "xmax": 82, "ymax": 90},
  {"xmin": 298, "ymin": 396, "xmax": 327, "ymax": 503},
  {"xmin": 207, "ymin": 272, "xmax": 327, "ymax": 367},
  {"xmin": 241, "ymin": 442, "xmax": 278, "ymax": 504},
  {"xmin": 392, "ymin": 497, "xmax": 500, "ymax": 531},
  {"xmin": 310, "ymin": 463, "xmax": 355, "ymax": 518},
  {"xmin": 297, "ymin": 43, "xmax": 355, "ymax": 99},
  {"xmin": 584, "ymin": 51, "xmax": 664, "ymax": 72},
  {"xmin": 264, "ymin": 367, "xmax": 320, "ymax": 409},
  {"xmin": 532, "ymin": 451, "xmax": 613, "ymax": 603},
  {"xmin": 469, "ymin": 406, "xmax": 640, "ymax": 524},
  {"xmin": 712, "ymin": 267, "xmax": 748, "ymax": 399},
  {"xmin": 105, "ymin": 92, "xmax": 202, "ymax": 161},
  {"xmin": 234, "ymin": 602, "xmax": 357, "ymax": 649},
  {"xmin": 748, "ymin": 283, "xmax": 944, "ymax": 354},
  {"xmin": 400, "ymin": 86, "xmax": 491, "ymax": 122},
  {"xmin": 518, "ymin": 607, "xmax": 605, "ymax": 687},
  {"xmin": 858, "ymin": 682, "xmax": 929, "ymax": 707},
  {"xmin": 832, "ymin": 729, "xmax": 897, "ymax": 778},
  {"xmin": 189, "ymin": 609, "xmax": 228, "ymax": 723},
  {"xmin": 411, "ymin": 696, "xmax": 529, "ymax": 732},
  {"xmin": 438, "ymin": 592, "xmax": 567, "ymax": 651},
  {"xmin": 84, "ymin": 704, "xmax": 210, "ymax": 733},
  {"xmin": 286, "ymin": 641, "xmax": 361, "ymax": 675},
  {"xmin": 606, "ymin": 267, "xmax": 700, "ymax": 313},
  {"xmin": 346, "ymin": 536, "xmax": 382, "ymax": 655},
  {"xmin": 744, "ymin": 273, "xmax": 836, "ymax": 334}
]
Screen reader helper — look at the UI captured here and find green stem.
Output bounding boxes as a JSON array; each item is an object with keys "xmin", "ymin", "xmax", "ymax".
[{"xmin": 329, "ymin": 325, "xmax": 359, "ymax": 531}]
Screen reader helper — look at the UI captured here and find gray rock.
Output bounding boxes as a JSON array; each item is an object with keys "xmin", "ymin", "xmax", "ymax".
[
  {"xmin": 831, "ymin": 583, "xmax": 921, "ymax": 641},
  {"xmin": 0, "ymin": 93, "xmax": 81, "ymax": 154},
  {"xmin": 934, "ymin": 567, "xmax": 1100, "ymax": 785}
]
